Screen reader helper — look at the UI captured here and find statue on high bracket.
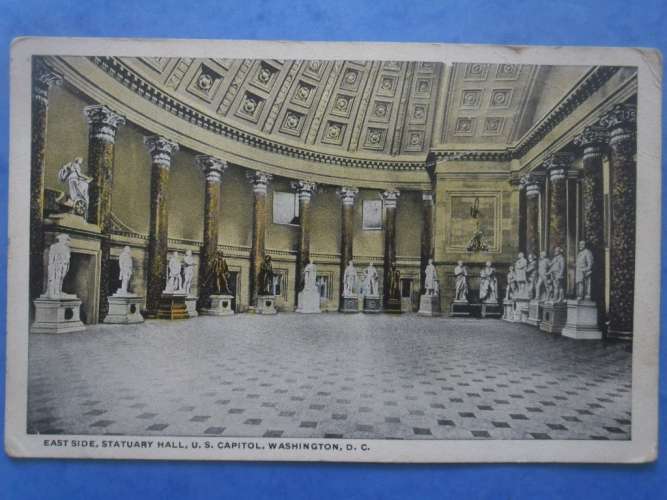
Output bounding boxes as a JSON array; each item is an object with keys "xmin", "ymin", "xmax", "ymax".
[
  {"xmin": 362, "ymin": 262, "xmax": 379, "ymax": 297},
  {"xmin": 257, "ymin": 255, "xmax": 275, "ymax": 296},
  {"xmin": 575, "ymin": 240, "xmax": 594, "ymax": 300},
  {"xmin": 343, "ymin": 260, "xmax": 357, "ymax": 297},
  {"xmin": 45, "ymin": 233, "xmax": 72, "ymax": 299},
  {"xmin": 58, "ymin": 157, "xmax": 92, "ymax": 217},
  {"xmin": 548, "ymin": 247, "xmax": 565, "ymax": 302},
  {"xmin": 387, "ymin": 261, "xmax": 401, "ymax": 300},
  {"xmin": 453, "ymin": 260, "xmax": 468, "ymax": 302},
  {"xmin": 526, "ymin": 253, "xmax": 537, "ymax": 299},
  {"xmin": 424, "ymin": 259, "xmax": 438, "ymax": 296},
  {"xmin": 165, "ymin": 251, "xmax": 183, "ymax": 293},
  {"xmin": 479, "ymin": 261, "xmax": 498, "ymax": 304},
  {"xmin": 204, "ymin": 250, "xmax": 232, "ymax": 295},
  {"xmin": 117, "ymin": 246, "xmax": 133, "ymax": 296},
  {"xmin": 514, "ymin": 252, "xmax": 528, "ymax": 297},
  {"xmin": 535, "ymin": 250, "xmax": 551, "ymax": 301},
  {"xmin": 182, "ymin": 249, "xmax": 196, "ymax": 297}
]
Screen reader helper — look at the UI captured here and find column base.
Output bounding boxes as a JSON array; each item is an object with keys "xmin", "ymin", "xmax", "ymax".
[
  {"xmin": 339, "ymin": 295, "xmax": 359, "ymax": 313},
  {"xmin": 363, "ymin": 295, "xmax": 382, "ymax": 313},
  {"xmin": 418, "ymin": 294, "xmax": 441, "ymax": 316},
  {"xmin": 201, "ymin": 295, "xmax": 235, "ymax": 316},
  {"xmin": 104, "ymin": 294, "xmax": 145, "ymax": 324},
  {"xmin": 384, "ymin": 297, "xmax": 402, "ymax": 314},
  {"xmin": 157, "ymin": 292, "xmax": 189, "ymax": 320},
  {"xmin": 481, "ymin": 302, "xmax": 502, "ymax": 318},
  {"xmin": 257, "ymin": 295, "xmax": 277, "ymax": 315},
  {"xmin": 185, "ymin": 296, "xmax": 199, "ymax": 318},
  {"xmin": 296, "ymin": 289, "xmax": 321, "ymax": 314},
  {"xmin": 32, "ymin": 296, "xmax": 86, "ymax": 334},
  {"xmin": 526, "ymin": 299, "xmax": 543, "ymax": 327},
  {"xmin": 607, "ymin": 329, "xmax": 633, "ymax": 341},
  {"xmin": 540, "ymin": 301, "xmax": 567, "ymax": 334},
  {"xmin": 561, "ymin": 299, "xmax": 603, "ymax": 339},
  {"xmin": 449, "ymin": 300, "xmax": 472, "ymax": 317}
]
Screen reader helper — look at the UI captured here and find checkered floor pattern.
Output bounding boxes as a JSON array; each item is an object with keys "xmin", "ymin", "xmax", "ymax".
[{"xmin": 28, "ymin": 314, "xmax": 631, "ymax": 440}]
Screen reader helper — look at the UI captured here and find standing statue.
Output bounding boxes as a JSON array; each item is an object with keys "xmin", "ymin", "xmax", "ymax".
[
  {"xmin": 117, "ymin": 246, "xmax": 133, "ymax": 295},
  {"xmin": 363, "ymin": 262, "xmax": 379, "ymax": 297},
  {"xmin": 453, "ymin": 261, "xmax": 468, "ymax": 302},
  {"xmin": 58, "ymin": 157, "xmax": 92, "ymax": 216},
  {"xmin": 165, "ymin": 251, "xmax": 183, "ymax": 293},
  {"xmin": 549, "ymin": 247, "xmax": 565, "ymax": 302},
  {"xmin": 258, "ymin": 255, "xmax": 275, "ymax": 296},
  {"xmin": 505, "ymin": 265, "xmax": 516, "ymax": 300},
  {"xmin": 479, "ymin": 261, "xmax": 498, "ymax": 303},
  {"xmin": 514, "ymin": 252, "xmax": 528, "ymax": 297},
  {"xmin": 388, "ymin": 262, "xmax": 401, "ymax": 300},
  {"xmin": 182, "ymin": 249, "xmax": 196, "ymax": 296},
  {"xmin": 205, "ymin": 250, "xmax": 232, "ymax": 295},
  {"xmin": 535, "ymin": 250, "xmax": 551, "ymax": 301},
  {"xmin": 526, "ymin": 253, "xmax": 537, "ymax": 299},
  {"xmin": 343, "ymin": 260, "xmax": 357, "ymax": 297},
  {"xmin": 303, "ymin": 259, "xmax": 318, "ymax": 291},
  {"xmin": 576, "ymin": 240, "xmax": 594, "ymax": 300},
  {"xmin": 423, "ymin": 259, "xmax": 438, "ymax": 296},
  {"xmin": 46, "ymin": 233, "xmax": 72, "ymax": 298}
]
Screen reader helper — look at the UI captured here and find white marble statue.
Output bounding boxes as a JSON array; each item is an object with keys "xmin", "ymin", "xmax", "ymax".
[
  {"xmin": 424, "ymin": 259, "xmax": 438, "ymax": 296},
  {"xmin": 514, "ymin": 252, "xmax": 527, "ymax": 296},
  {"xmin": 576, "ymin": 240, "xmax": 594, "ymax": 300},
  {"xmin": 343, "ymin": 260, "xmax": 357, "ymax": 297},
  {"xmin": 505, "ymin": 265, "xmax": 515, "ymax": 301},
  {"xmin": 526, "ymin": 253, "xmax": 537, "ymax": 299},
  {"xmin": 549, "ymin": 247, "xmax": 566, "ymax": 302},
  {"xmin": 58, "ymin": 157, "xmax": 91, "ymax": 214},
  {"xmin": 454, "ymin": 261, "xmax": 468, "ymax": 302},
  {"xmin": 46, "ymin": 233, "xmax": 72, "ymax": 298},
  {"xmin": 535, "ymin": 250, "xmax": 551, "ymax": 301},
  {"xmin": 363, "ymin": 262, "xmax": 379, "ymax": 297},
  {"xmin": 479, "ymin": 261, "xmax": 498, "ymax": 304},
  {"xmin": 303, "ymin": 260, "xmax": 318, "ymax": 291},
  {"xmin": 117, "ymin": 246, "xmax": 133, "ymax": 295},
  {"xmin": 165, "ymin": 251, "xmax": 183, "ymax": 293},
  {"xmin": 183, "ymin": 249, "xmax": 196, "ymax": 297}
]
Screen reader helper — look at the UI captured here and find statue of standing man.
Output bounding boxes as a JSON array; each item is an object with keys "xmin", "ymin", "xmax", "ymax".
[
  {"xmin": 117, "ymin": 246, "xmax": 133, "ymax": 296},
  {"xmin": 453, "ymin": 261, "xmax": 468, "ymax": 302},
  {"xmin": 258, "ymin": 255, "xmax": 275, "ymax": 296},
  {"xmin": 576, "ymin": 240, "xmax": 594, "ymax": 300},
  {"xmin": 424, "ymin": 259, "xmax": 438, "ymax": 296},
  {"xmin": 549, "ymin": 247, "xmax": 565, "ymax": 302},
  {"xmin": 514, "ymin": 252, "xmax": 527, "ymax": 297},
  {"xmin": 46, "ymin": 233, "xmax": 72, "ymax": 298},
  {"xmin": 343, "ymin": 261, "xmax": 357, "ymax": 297},
  {"xmin": 183, "ymin": 249, "xmax": 196, "ymax": 297}
]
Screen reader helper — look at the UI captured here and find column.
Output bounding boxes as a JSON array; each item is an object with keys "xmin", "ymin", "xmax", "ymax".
[
  {"xmin": 247, "ymin": 171, "xmax": 273, "ymax": 305},
  {"xmin": 380, "ymin": 189, "xmax": 400, "ymax": 305},
  {"xmin": 574, "ymin": 125, "xmax": 608, "ymax": 327},
  {"xmin": 144, "ymin": 136, "xmax": 179, "ymax": 316},
  {"xmin": 291, "ymin": 180, "xmax": 317, "ymax": 305},
  {"xmin": 337, "ymin": 187, "xmax": 359, "ymax": 309},
  {"xmin": 30, "ymin": 60, "xmax": 62, "ymax": 302},
  {"xmin": 522, "ymin": 174, "xmax": 542, "ymax": 258},
  {"xmin": 419, "ymin": 190, "xmax": 434, "ymax": 295},
  {"xmin": 84, "ymin": 105, "xmax": 126, "ymax": 320},
  {"xmin": 517, "ymin": 180, "xmax": 527, "ymax": 254},
  {"xmin": 600, "ymin": 103, "xmax": 637, "ymax": 339},
  {"xmin": 565, "ymin": 169, "xmax": 580, "ymax": 298},
  {"xmin": 544, "ymin": 152, "xmax": 573, "ymax": 255},
  {"xmin": 196, "ymin": 155, "xmax": 228, "ymax": 308}
]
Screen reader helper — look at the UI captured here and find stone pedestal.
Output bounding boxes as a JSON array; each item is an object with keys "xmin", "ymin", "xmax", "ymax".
[
  {"xmin": 449, "ymin": 300, "xmax": 472, "ymax": 317},
  {"xmin": 418, "ymin": 294, "xmax": 440, "ymax": 316},
  {"xmin": 157, "ymin": 292, "xmax": 189, "ymax": 320},
  {"xmin": 340, "ymin": 295, "xmax": 359, "ymax": 313},
  {"xmin": 185, "ymin": 296, "xmax": 199, "ymax": 318},
  {"xmin": 481, "ymin": 302, "xmax": 502, "ymax": 318},
  {"xmin": 201, "ymin": 295, "xmax": 235, "ymax": 316},
  {"xmin": 540, "ymin": 301, "xmax": 567, "ymax": 334},
  {"xmin": 502, "ymin": 300, "xmax": 514, "ymax": 321},
  {"xmin": 32, "ymin": 295, "xmax": 85, "ymax": 333},
  {"xmin": 514, "ymin": 297, "xmax": 530, "ymax": 323},
  {"xmin": 561, "ymin": 299, "xmax": 603, "ymax": 339},
  {"xmin": 257, "ymin": 295, "xmax": 277, "ymax": 315},
  {"xmin": 527, "ymin": 299, "xmax": 543, "ymax": 327},
  {"xmin": 104, "ymin": 294, "xmax": 144, "ymax": 324},
  {"xmin": 296, "ymin": 289, "xmax": 321, "ymax": 314},
  {"xmin": 384, "ymin": 298, "xmax": 402, "ymax": 314},
  {"xmin": 363, "ymin": 295, "xmax": 382, "ymax": 313}
]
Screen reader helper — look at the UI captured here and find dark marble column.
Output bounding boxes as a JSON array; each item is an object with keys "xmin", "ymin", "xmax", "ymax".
[
  {"xmin": 517, "ymin": 180, "xmax": 527, "ymax": 255},
  {"xmin": 247, "ymin": 171, "xmax": 273, "ymax": 305},
  {"xmin": 83, "ymin": 105, "xmax": 125, "ymax": 320},
  {"xmin": 337, "ymin": 187, "xmax": 358, "ymax": 309},
  {"xmin": 545, "ymin": 153, "xmax": 573, "ymax": 254},
  {"xmin": 380, "ymin": 190, "xmax": 400, "ymax": 306},
  {"xmin": 30, "ymin": 60, "xmax": 62, "ymax": 302},
  {"xmin": 574, "ymin": 126, "xmax": 608, "ymax": 324},
  {"xmin": 144, "ymin": 136, "xmax": 179, "ymax": 317},
  {"xmin": 523, "ymin": 174, "xmax": 543, "ymax": 258},
  {"xmin": 600, "ymin": 103, "xmax": 637, "ymax": 339},
  {"xmin": 291, "ymin": 180, "xmax": 317, "ymax": 305},
  {"xmin": 419, "ymin": 191, "xmax": 434, "ymax": 295},
  {"xmin": 196, "ymin": 155, "xmax": 227, "ymax": 309}
]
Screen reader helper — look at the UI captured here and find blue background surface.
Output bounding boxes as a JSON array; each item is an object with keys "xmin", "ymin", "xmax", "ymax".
[{"xmin": 0, "ymin": 0, "xmax": 664, "ymax": 498}]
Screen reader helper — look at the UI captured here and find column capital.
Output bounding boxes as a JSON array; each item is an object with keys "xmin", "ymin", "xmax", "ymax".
[
  {"xmin": 144, "ymin": 136, "xmax": 179, "ymax": 168},
  {"xmin": 544, "ymin": 152, "xmax": 574, "ymax": 182},
  {"xmin": 380, "ymin": 189, "xmax": 400, "ymax": 208},
  {"xmin": 32, "ymin": 60, "xmax": 62, "ymax": 104},
  {"xmin": 246, "ymin": 171, "xmax": 273, "ymax": 194},
  {"xmin": 291, "ymin": 180, "xmax": 317, "ymax": 201},
  {"xmin": 196, "ymin": 155, "xmax": 228, "ymax": 183},
  {"xmin": 84, "ymin": 105, "xmax": 126, "ymax": 144},
  {"xmin": 599, "ymin": 103, "xmax": 637, "ymax": 146},
  {"xmin": 337, "ymin": 187, "xmax": 359, "ymax": 206},
  {"xmin": 573, "ymin": 125, "xmax": 608, "ymax": 160},
  {"xmin": 521, "ymin": 173, "xmax": 543, "ymax": 198}
]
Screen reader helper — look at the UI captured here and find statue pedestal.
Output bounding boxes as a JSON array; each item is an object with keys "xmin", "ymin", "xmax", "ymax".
[
  {"xmin": 502, "ymin": 299, "xmax": 514, "ymax": 321},
  {"xmin": 185, "ymin": 296, "xmax": 199, "ymax": 318},
  {"xmin": 201, "ymin": 295, "xmax": 235, "ymax": 316},
  {"xmin": 384, "ymin": 297, "xmax": 402, "ymax": 314},
  {"xmin": 481, "ymin": 301, "xmax": 502, "ymax": 318},
  {"xmin": 561, "ymin": 299, "xmax": 603, "ymax": 339},
  {"xmin": 363, "ymin": 295, "xmax": 382, "ymax": 313},
  {"xmin": 340, "ymin": 295, "xmax": 359, "ymax": 313},
  {"xmin": 296, "ymin": 289, "xmax": 321, "ymax": 314},
  {"xmin": 257, "ymin": 295, "xmax": 277, "ymax": 315},
  {"xmin": 104, "ymin": 293, "xmax": 144, "ymax": 324},
  {"xmin": 527, "ymin": 299, "xmax": 543, "ymax": 327},
  {"xmin": 32, "ymin": 295, "xmax": 85, "ymax": 334},
  {"xmin": 157, "ymin": 292, "xmax": 189, "ymax": 320},
  {"xmin": 514, "ymin": 297, "xmax": 530, "ymax": 323},
  {"xmin": 418, "ymin": 294, "xmax": 440, "ymax": 316},
  {"xmin": 449, "ymin": 300, "xmax": 471, "ymax": 317},
  {"xmin": 540, "ymin": 301, "xmax": 567, "ymax": 334}
]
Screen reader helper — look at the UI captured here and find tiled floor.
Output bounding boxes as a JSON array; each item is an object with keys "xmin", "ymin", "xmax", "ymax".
[{"xmin": 27, "ymin": 314, "xmax": 632, "ymax": 440}]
